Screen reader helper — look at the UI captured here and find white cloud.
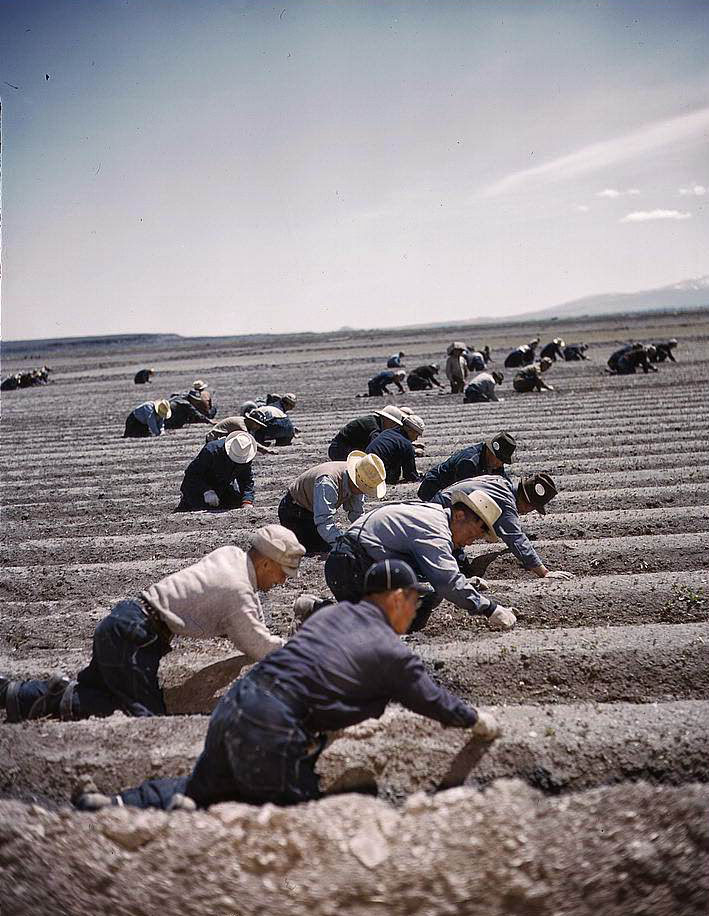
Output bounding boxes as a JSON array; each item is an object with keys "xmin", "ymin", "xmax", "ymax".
[
  {"xmin": 678, "ymin": 184, "xmax": 707, "ymax": 196},
  {"xmin": 576, "ymin": 205, "xmax": 590, "ymax": 212},
  {"xmin": 620, "ymin": 209, "xmax": 692, "ymax": 223},
  {"xmin": 482, "ymin": 106, "xmax": 709, "ymax": 197},
  {"xmin": 597, "ymin": 188, "xmax": 621, "ymax": 198}
]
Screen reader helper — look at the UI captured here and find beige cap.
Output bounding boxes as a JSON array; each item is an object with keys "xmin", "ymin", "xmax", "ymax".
[
  {"xmin": 251, "ymin": 524, "xmax": 306, "ymax": 576},
  {"xmin": 192, "ymin": 379, "xmax": 208, "ymax": 391},
  {"xmin": 281, "ymin": 392, "xmax": 297, "ymax": 408},
  {"xmin": 346, "ymin": 450, "xmax": 387, "ymax": 499},
  {"xmin": 450, "ymin": 488, "xmax": 501, "ymax": 542},
  {"xmin": 224, "ymin": 431, "xmax": 257, "ymax": 463},
  {"xmin": 374, "ymin": 406, "xmax": 404, "ymax": 425},
  {"xmin": 403, "ymin": 413, "xmax": 425, "ymax": 435},
  {"xmin": 154, "ymin": 399, "xmax": 172, "ymax": 419}
]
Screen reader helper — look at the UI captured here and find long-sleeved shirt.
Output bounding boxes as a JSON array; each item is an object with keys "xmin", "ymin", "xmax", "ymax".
[
  {"xmin": 180, "ymin": 440, "xmax": 255, "ymax": 505},
  {"xmin": 365, "ymin": 428, "xmax": 420, "ymax": 484},
  {"xmin": 445, "ymin": 354, "xmax": 467, "ymax": 383},
  {"xmin": 288, "ymin": 461, "xmax": 365, "ymax": 545},
  {"xmin": 650, "ymin": 341, "xmax": 677, "ymax": 363},
  {"xmin": 434, "ymin": 474, "xmax": 543, "ymax": 570},
  {"xmin": 464, "ymin": 371, "xmax": 499, "ymax": 402},
  {"xmin": 540, "ymin": 341, "xmax": 564, "ymax": 361},
  {"xmin": 369, "ymin": 370, "xmax": 404, "ymax": 394},
  {"xmin": 252, "ymin": 599, "xmax": 476, "ymax": 732},
  {"xmin": 329, "ymin": 414, "xmax": 381, "ymax": 456},
  {"xmin": 410, "ymin": 365, "xmax": 441, "ymax": 385},
  {"xmin": 344, "ymin": 503, "xmax": 495, "ymax": 616},
  {"xmin": 205, "ymin": 416, "xmax": 249, "ymax": 442},
  {"xmin": 134, "ymin": 369, "xmax": 152, "ymax": 384},
  {"xmin": 417, "ymin": 440, "xmax": 510, "ymax": 501},
  {"xmin": 165, "ymin": 396, "xmax": 213, "ymax": 429},
  {"xmin": 142, "ymin": 546, "xmax": 282, "ymax": 660},
  {"xmin": 131, "ymin": 401, "xmax": 165, "ymax": 437},
  {"xmin": 464, "ymin": 351, "xmax": 486, "ymax": 371},
  {"xmin": 386, "ymin": 354, "xmax": 404, "ymax": 368}
]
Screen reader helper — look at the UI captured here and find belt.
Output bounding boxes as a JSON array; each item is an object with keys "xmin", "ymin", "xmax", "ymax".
[
  {"xmin": 249, "ymin": 672, "xmax": 313, "ymax": 722},
  {"xmin": 138, "ymin": 597, "xmax": 174, "ymax": 644}
]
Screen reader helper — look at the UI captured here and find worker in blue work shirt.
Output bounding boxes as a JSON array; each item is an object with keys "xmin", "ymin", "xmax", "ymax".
[
  {"xmin": 176, "ymin": 431, "xmax": 257, "ymax": 511},
  {"xmin": 417, "ymin": 430, "xmax": 515, "ymax": 502},
  {"xmin": 327, "ymin": 406, "xmax": 405, "ymax": 460},
  {"xmin": 432, "ymin": 474, "xmax": 574, "ymax": 580},
  {"xmin": 72, "ymin": 559, "xmax": 500, "ymax": 812},
  {"xmin": 387, "ymin": 351, "xmax": 406, "ymax": 368},
  {"xmin": 363, "ymin": 368, "xmax": 407, "ymax": 397},
  {"xmin": 365, "ymin": 413, "xmax": 425, "ymax": 484},
  {"xmin": 123, "ymin": 399, "xmax": 172, "ymax": 438}
]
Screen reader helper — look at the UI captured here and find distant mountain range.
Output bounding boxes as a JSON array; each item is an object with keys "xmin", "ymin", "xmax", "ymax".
[{"xmin": 518, "ymin": 276, "xmax": 709, "ymax": 320}]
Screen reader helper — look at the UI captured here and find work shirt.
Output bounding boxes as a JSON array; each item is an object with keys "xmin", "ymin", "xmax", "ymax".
[
  {"xmin": 650, "ymin": 341, "xmax": 677, "ymax": 362},
  {"xmin": 366, "ymin": 428, "xmax": 420, "ymax": 484},
  {"xmin": 540, "ymin": 341, "xmax": 564, "ymax": 361},
  {"xmin": 369, "ymin": 370, "xmax": 403, "ymax": 393},
  {"xmin": 417, "ymin": 440, "xmax": 510, "ymax": 501},
  {"xmin": 464, "ymin": 371, "xmax": 500, "ymax": 402},
  {"xmin": 256, "ymin": 405, "xmax": 286, "ymax": 421},
  {"xmin": 134, "ymin": 369, "xmax": 152, "ymax": 384},
  {"xmin": 142, "ymin": 546, "xmax": 282, "ymax": 660},
  {"xmin": 344, "ymin": 503, "xmax": 494, "ymax": 616},
  {"xmin": 434, "ymin": 475, "xmax": 543, "ymax": 570},
  {"xmin": 165, "ymin": 397, "xmax": 213, "ymax": 429},
  {"xmin": 387, "ymin": 354, "xmax": 404, "ymax": 368},
  {"xmin": 253, "ymin": 599, "xmax": 476, "ymax": 732},
  {"xmin": 411, "ymin": 365, "xmax": 440, "ymax": 384},
  {"xmin": 464, "ymin": 351, "xmax": 486, "ymax": 371},
  {"xmin": 131, "ymin": 401, "xmax": 165, "ymax": 437},
  {"xmin": 330, "ymin": 414, "xmax": 381, "ymax": 454},
  {"xmin": 180, "ymin": 440, "xmax": 255, "ymax": 505},
  {"xmin": 205, "ymin": 416, "xmax": 249, "ymax": 442},
  {"xmin": 288, "ymin": 462, "xmax": 365, "ymax": 545},
  {"xmin": 445, "ymin": 354, "xmax": 467, "ymax": 383}
]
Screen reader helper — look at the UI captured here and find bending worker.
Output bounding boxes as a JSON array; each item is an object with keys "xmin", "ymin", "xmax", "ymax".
[
  {"xmin": 320, "ymin": 490, "xmax": 518, "ymax": 632},
  {"xmin": 540, "ymin": 338, "xmax": 565, "ymax": 361},
  {"xmin": 364, "ymin": 368, "xmax": 407, "ymax": 397},
  {"xmin": 327, "ymin": 406, "xmax": 404, "ymax": 460},
  {"xmin": 513, "ymin": 357, "xmax": 555, "ymax": 392},
  {"xmin": 504, "ymin": 338, "xmax": 539, "ymax": 368},
  {"xmin": 432, "ymin": 474, "xmax": 574, "ymax": 580},
  {"xmin": 418, "ymin": 430, "xmax": 515, "ymax": 501},
  {"xmin": 205, "ymin": 411, "xmax": 274, "ymax": 454},
  {"xmin": 176, "ymin": 431, "xmax": 257, "ymax": 512},
  {"xmin": 407, "ymin": 364, "xmax": 442, "ymax": 390},
  {"xmin": 463, "ymin": 370, "xmax": 505, "ymax": 403},
  {"xmin": 123, "ymin": 399, "xmax": 172, "ymax": 438},
  {"xmin": 365, "ymin": 413, "xmax": 425, "ymax": 485},
  {"xmin": 73, "ymin": 560, "xmax": 499, "ymax": 812},
  {"xmin": 278, "ymin": 452, "xmax": 387, "ymax": 553},
  {"xmin": 1, "ymin": 526, "xmax": 305, "ymax": 723}
]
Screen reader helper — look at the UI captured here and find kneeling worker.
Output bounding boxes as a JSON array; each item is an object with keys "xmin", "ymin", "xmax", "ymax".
[
  {"xmin": 463, "ymin": 370, "xmax": 505, "ymax": 403},
  {"xmin": 1, "ymin": 526, "xmax": 305, "ymax": 723},
  {"xmin": 327, "ymin": 406, "xmax": 404, "ymax": 460},
  {"xmin": 513, "ymin": 357, "xmax": 554, "ymax": 392},
  {"xmin": 432, "ymin": 474, "xmax": 574, "ymax": 580},
  {"xmin": 322, "ymin": 491, "xmax": 518, "ymax": 632},
  {"xmin": 278, "ymin": 452, "xmax": 387, "ymax": 552},
  {"xmin": 364, "ymin": 368, "xmax": 407, "ymax": 397},
  {"xmin": 417, "ymin": 430, "xmax": 515, "ymax": 501},
  {"xmin": 365, "ymin": 413, "xmax": 425, "ymax": 484},
  {"xmin": 123, "ymin": 399, "xmax": 172, "ymax": 437},
  {"xmin": 205, "ymin": 412, "xmax": 274, "ymax": 455},
  {"xmin": 73, "ymin": 560, "xmax": 499, "ymax": 811},
  {"xmin": 176, "ymin": 431, "xmax": 257, "ymax": 512}
]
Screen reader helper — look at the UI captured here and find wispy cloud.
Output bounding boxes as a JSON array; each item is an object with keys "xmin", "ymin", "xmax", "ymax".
[
  {"xmin": 620, "ymin": 209, "xmax": 692, "ymax": 223},
  {"xmin": 597, "ymin": 188, "xmax": 640, "ymax": 198},
  {"xmin": 576, "ymin": 205, "xmax": 590, "ymax": 212},
  {"xmin": 679, "ymin": 184, "xmax": 707, "ymax": 196},
  {"xmin": 483, "ymin": 106, "xmax": 709, "ymax": 197}
]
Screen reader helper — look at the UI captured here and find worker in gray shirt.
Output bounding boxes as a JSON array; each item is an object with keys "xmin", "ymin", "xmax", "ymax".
[
  {"xmin": 1, "ymin": 526, "xmax": 305, "ymax": 723},
  {"xmin": 463, "ymin": 371, "xmax": 505, "ymax": 403},
  {"xmin": 320, "ymin": 492, "xmax": 518, "ymax": 632},
  {"xmin": 433, "ymin": 474, "xmax": 575, "ymax": 580}
]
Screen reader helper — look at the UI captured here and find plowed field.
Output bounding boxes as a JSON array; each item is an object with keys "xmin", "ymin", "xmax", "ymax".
[{"xmin": 2, "ymin": 310, "xmax": 708, "ymax": 915}]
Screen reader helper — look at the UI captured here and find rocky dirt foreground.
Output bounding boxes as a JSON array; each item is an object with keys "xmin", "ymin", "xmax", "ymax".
[{"xmin": 2, "ymin": 311, "xmax": 709, "ymax": 914}]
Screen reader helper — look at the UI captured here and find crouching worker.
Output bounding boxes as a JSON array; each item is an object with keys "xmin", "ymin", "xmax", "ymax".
[
  {"xmin": 513, "ymin": 357, "xmax": 554, "ymax": 392},
  {"xmin": 176, "ymin": 431, "xmax": 257, "ymax": 512},
  {"xmin": 278, "ymin": 452, "xmax": 387, "ymax": 552},
  {"xmin": 363, "ymin": 369, "xmax": 406, "ymax": 397},
  {"xmin": 320, "ymin": 491, "xmax": 518, "ymax": 632},
  {"xmin": 250, "ymin": 405, "xmax": 297, "ymax": 446},
  {"xmin": 0, "ymin": 526, "xmax": 305, "ymax": 723},
  {"xmin": 464, "ymin": 370, "xmax": 504, "ymax": 403},
  {"xmin": 205, "ymin": 412, "xmax": 274, "ymax": 455},
  {"xmin": 123, "ymin": 399, "xmax": 172, "ymax": 437},
  {"xmin": 72, "ymin": 560, "xmax": 499, "ymax": 811}
]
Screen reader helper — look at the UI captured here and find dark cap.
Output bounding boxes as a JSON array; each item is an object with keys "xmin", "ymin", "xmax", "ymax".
[
  {"xmin": 492, "ymin": 371, "xmax": 504, "ymax": 385},
  {"xmin": 363, "ymin": 559, "xmax": 429, "ymax": 595},
  {"xmin": 485, "ymin": 430, "xmax": 516, "ymax": 464},
  {"xmin": 518, "ymin": 473, "xmax": 558, "ymax": 514}
]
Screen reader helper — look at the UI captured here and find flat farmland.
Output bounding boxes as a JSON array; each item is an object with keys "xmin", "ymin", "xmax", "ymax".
[{"xmin": 1, "ymin": 309, "xmax": 709, "ymax": 916}]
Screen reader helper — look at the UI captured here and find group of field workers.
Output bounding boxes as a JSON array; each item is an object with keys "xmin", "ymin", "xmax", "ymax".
[{"xmin": 0, "ymin": 334, "xmax": 677, "ymax": 814}]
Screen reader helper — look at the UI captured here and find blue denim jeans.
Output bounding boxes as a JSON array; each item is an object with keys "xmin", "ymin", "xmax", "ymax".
[{"xmin": 12, "ymin": 599, "xmax": 170, "ymax": 720}]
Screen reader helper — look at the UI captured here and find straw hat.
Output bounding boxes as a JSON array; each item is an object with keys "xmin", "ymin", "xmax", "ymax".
[
  {"xmin": 192, "ymin": 379, "xmax": 208, "ymax": 391},
  {"xmin": 374, "ymin": 406, "xmax": 404, "ymax": 426},
  {"xmin": 346, "ymin": 450, "xmax": 387, "ymax": 498},
  {"xmin": 449, "ymin": 488, "xmax": 502, "ymax": 542},
  {"xmin": 154, "ymin": 399, "xmax": 172, "ymax": 419},
  {"xmin": 281, "ymin": 393, "xmax": 297, "ymax": 409},
  {"xmin": 224, "ymin": 431, "xmax": 257, "ymax": 464}
]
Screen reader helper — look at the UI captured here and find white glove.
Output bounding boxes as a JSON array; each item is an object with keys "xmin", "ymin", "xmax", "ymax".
[
  {"xmin": 471, "ymin": 711, "xmax": 500, "ymax": 741},
  {"xmin": 470, "ymin": 576, "xmax": 489, "ymax": 591},
  {"xmin": 203, "ymin": 489, "xmax": 220, "ymax": 507},
  {"xmin": 487, "ymin": 607, "xmax": 517, "ymax": 631},
  {"xmin": 544, "ymin": 569, "xmax": 574, "ymax": 580}
]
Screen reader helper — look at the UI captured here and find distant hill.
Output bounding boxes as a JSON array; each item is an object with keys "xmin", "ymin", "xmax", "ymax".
[{"xmin": 518, "ymin": 276, "xmax": 709, "ymax": 320}]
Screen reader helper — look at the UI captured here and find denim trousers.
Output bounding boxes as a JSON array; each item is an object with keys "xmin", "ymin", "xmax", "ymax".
[
  {"xmin": 119, "ymin": 675, "xmax": 324, "ymax": 810},
  {"xmin": 277, "ymin": 493, "xmax": 330, "ymax": 553},
  {"xmin": 13, "ymin": 599, "xmax": 170, "ymax": 720}
]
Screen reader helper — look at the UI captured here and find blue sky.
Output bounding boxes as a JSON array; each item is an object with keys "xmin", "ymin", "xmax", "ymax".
[{"xmin": 1, "ymin": 0, "xmax": 708, "ymax": 339}]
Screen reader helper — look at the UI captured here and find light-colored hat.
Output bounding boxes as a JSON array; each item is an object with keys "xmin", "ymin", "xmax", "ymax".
[
  {"xmin": 251, "ymin": 524, "xmax": 306, "ymax": 576},
  {"xmin": 240, "ymin": 400, "xmax": 259, "ymax": 416},
  {"xmin": 403, "ymin": 413, "xmax": 425, "ymax": 435},
  {"xmin": 192, "ymin": 379, "xmax": 208, "ymax": 391},
  {"xmin": 154, "ymin": 399, "xmax": 172, "ymax": 419},
  {"xmin": 244, "ymin": 412, "xmax": 267, "ymax": 429},
  {"xmin": 539, "ymin": 357, "xmax": 553, "ymax": 369},
  {"xmin": 374, "ymin": 406, "xmax": 404, "ymax": 426},
  {"xmin": 393, "ymin": 369, "xmax": 406, "ymax": 379},
  {"xmin": 281, "ymin": 392, "xmax": 297, "ymax": 408},
  {"xmin": 224, "ymin": 431, "xmax": 257, "ymax": 463},
  {"xmin": 346, "ymin": 450, "xmax": 387, "ymax": 499},
  {"xmin": 450, "ymin": 488, "xmax": 501, "ymax": 543}
]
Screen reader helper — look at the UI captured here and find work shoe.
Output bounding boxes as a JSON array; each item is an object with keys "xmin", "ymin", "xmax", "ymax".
[
  {"xmin": 1, "ymin": 678, "xmax": 24, "ymax": 723},
  {"xmin": 25, "ymin": 675, "xmax": 72, "ymax": 721},
  {"xmin": 0, "ymin": 676, "xmax": 9, "ymax": 708},
  {"xmin": 167, "ymin": 793, "xmax": 197, "ymax": 812}
]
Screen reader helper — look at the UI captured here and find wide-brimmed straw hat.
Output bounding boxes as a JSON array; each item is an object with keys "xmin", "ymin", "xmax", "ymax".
[
  {"xmin": 154, "ymin": 399, "xmax": 172, "ymax": 419},
  {"xmin": 346, "ymin": 451, "xmax": 387, "ymax": 499},
  {"xmin": 224, "ymin": 431, "xmax": 257, "ymax": 464},
  {"xmin": 450, "ymin": 488, "xmax": 501, "ymax": 542}
]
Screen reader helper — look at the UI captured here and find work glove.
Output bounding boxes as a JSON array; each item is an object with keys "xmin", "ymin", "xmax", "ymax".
[
  {"xmin": 469, "ymin": 576, "xmax": 489, "ymax": 591},
  {"xmin": 544, "ymin": 569, "xmax": 574, "ymax": 580},
  {"xmin": 471, "ymin": 711, "xmax": 500, "ymax": 741},
  {"xmin": 487, "ymin": 606, "xmax": 517, "ymax": 631},
  {"xmin": 203, "ymin": 490, "xmax": 220, "ymax": 508},
  {"xmin": 241, "ymin": 501, "xmax": 254, "ymax": 508}
]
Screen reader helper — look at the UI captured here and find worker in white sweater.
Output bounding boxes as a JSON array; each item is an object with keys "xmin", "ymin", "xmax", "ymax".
[{"xmin": 0, "ymin": 525, "xmax": 305, "ymax": 722}]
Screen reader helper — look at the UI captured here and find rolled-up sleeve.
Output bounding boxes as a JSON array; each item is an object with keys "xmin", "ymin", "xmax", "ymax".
[
  {"xmin": 496, "ymin": 509, "xmax": 542, "ymax": 570},
  {"xmin": 312, "ymin": 475, "xmax": 343, "ymax": 545},
  {"xmin": 412, "ymin": 534, "xmax": 494, "ymax": 616}
]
